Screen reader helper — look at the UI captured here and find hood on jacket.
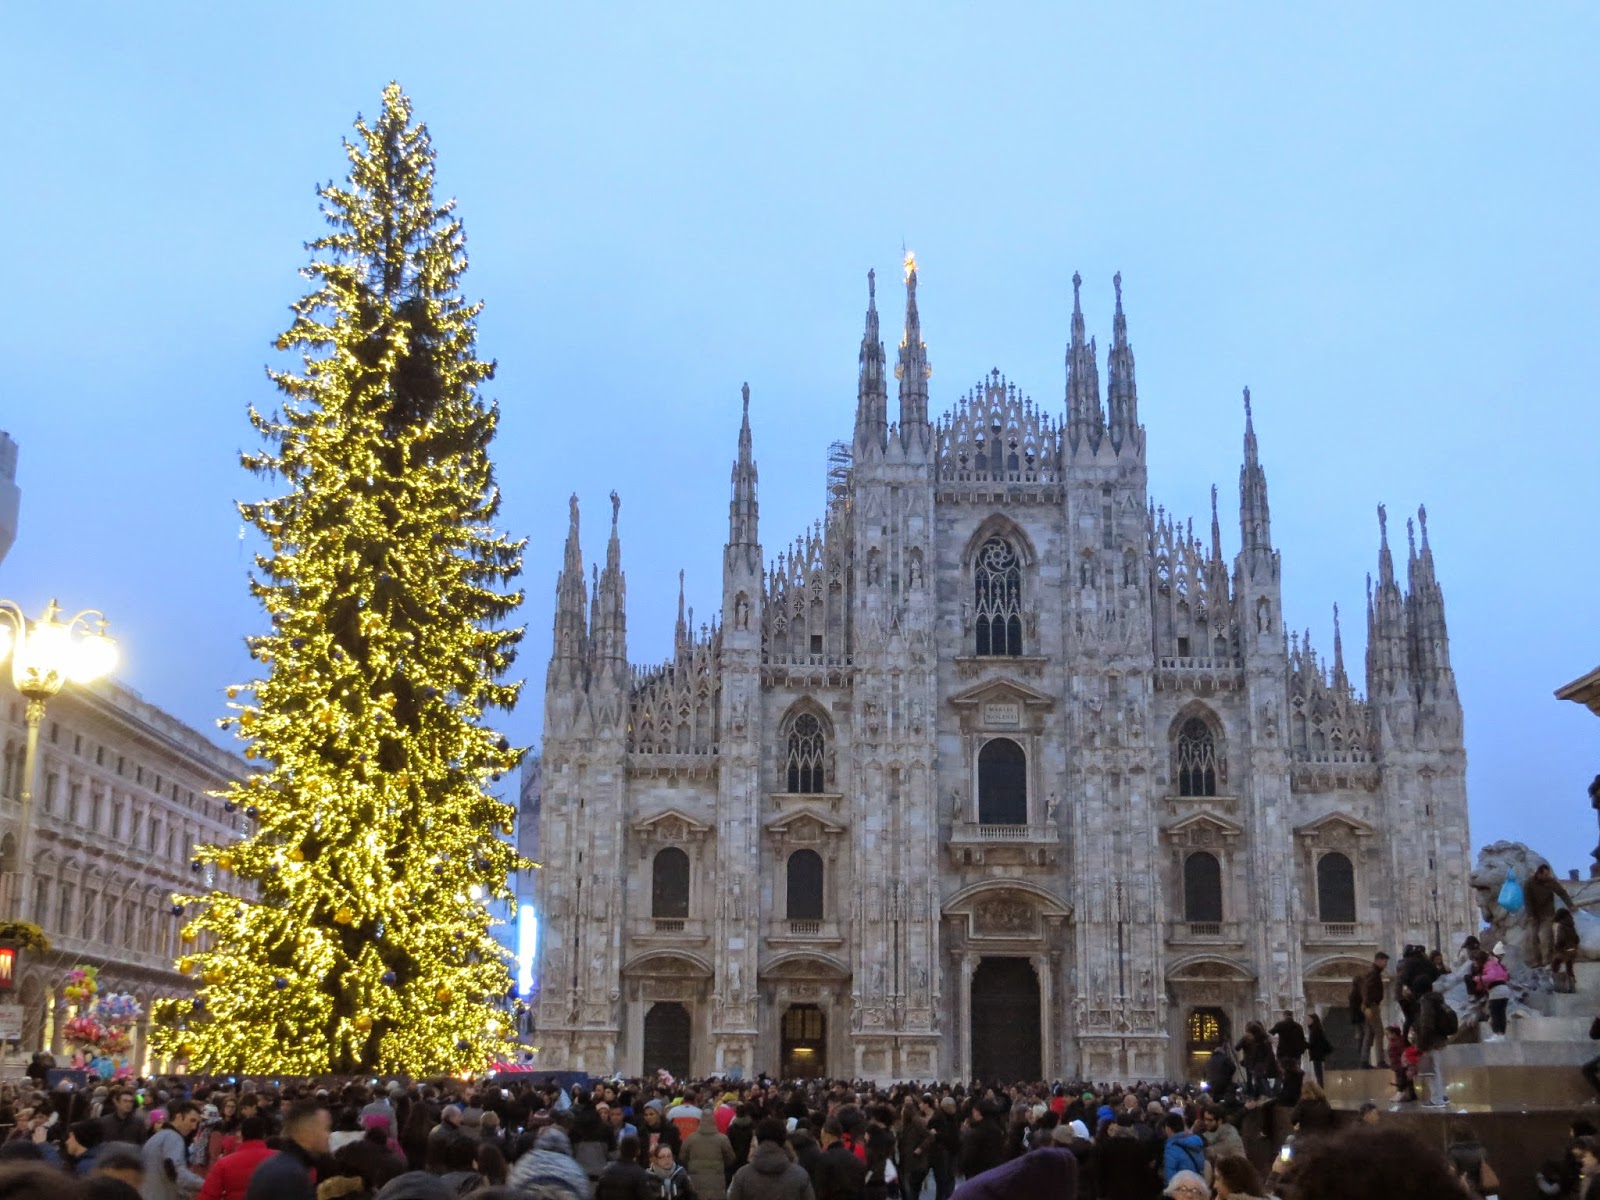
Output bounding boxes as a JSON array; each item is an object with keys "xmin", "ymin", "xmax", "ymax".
[
  {"xmin": 376, "ymin": 1171, "xmax": 453, "ymax": 1200},
  {"xmin": 749, "ymin": 1140, "xmax": 795, "ymax": 1175},
  {"xmin": 695, "ymin": 1113, "xmax": 720, "ymax": 1134}
]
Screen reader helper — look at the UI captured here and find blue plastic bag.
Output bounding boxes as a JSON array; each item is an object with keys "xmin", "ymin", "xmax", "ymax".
[{"xmin": 1498, "ymin": 870, "xmax": 1524, "ymax": 914}]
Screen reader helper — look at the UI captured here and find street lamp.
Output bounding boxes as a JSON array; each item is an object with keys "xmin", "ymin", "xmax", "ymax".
[{"xmin": 0, "ymin": 599, "xmax": 117, "ymax": 921}]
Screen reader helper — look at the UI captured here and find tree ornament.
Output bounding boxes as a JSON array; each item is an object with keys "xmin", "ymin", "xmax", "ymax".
[
  {"xmin": 170, "ymin": 904, "xmax": 184, "ymax": 917},
  {"xmin": 381, "ymin": 971, "xmax": 398, "ymax": 987},
  {"xmin": 224, "ymin": 801, "xmax": 237, "ymax": 813},
  {"xmin": 456, "ymin": 1039, "xmax": 471, "ymax": 1052},
  {"xmin": 355, "ymin": 1014, "xmax": 374, "ymax": 1032},
  {"xmin": 181, "ymin": 929, "xmax": 197, "ymax": 944},
  {"xmin": 273, "ymin": 977, "xmax": 288, "ymax": 990},
  {"xmin": 246, "ymin": 806, "xmax": 258, "ymax": 819},
  {"xmin": 288, "ymin": 848, "xmax": 304, "ymax": 863},
  {"xmin": 435, "ymin": 986, "xmax": 452, "ymax": 1004},
  {"xmin": 192, "ymin": 998, "xmax": 206, "ymax": 1012},
  {"xmin": 333, "ymin": 907, "xmax": 355, "ymax": 925},
  {"xmin": 191, "ymin": 860, "xmax": 204, "ymax": 873}
]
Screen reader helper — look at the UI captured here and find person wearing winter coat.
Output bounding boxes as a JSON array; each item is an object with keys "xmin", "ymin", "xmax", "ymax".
[
  {"xmin": 1415, "ymin": 983, "xmax": 1456, "ymax": 1107},
  {"xmin": 506, "ymin": 1126, "xmax": 591, "ymax": 1200},
  {"xmin": 812, "ymin": 1118, "xmax": 868, "ymax": 1200},
  {"xmin": 596, "ymin": 1136, "xmax": 659, "ymax": 1200},
  {"xmin": 728, "ymin": 1119, "xmax": 813, "ymax": 1200},
  {"xmin": 1306, "ymin": 1015, "xmax": 1334, "ymax": 1087},
  {"xmin": 957, "ymin": 1103, "xmax": 1004, "ymax": 1181},
  {"xmin": 682, "ymin": 1111, "xmax": 736, "ymax": 1200},
  {"xmin": 198, "ymin": 1117, "xmax": 276, "ymax": 1200},
  {"xmin": 1161, "ymin": 1115, "xmax": 1206, "ymax": 1185},
  {"xmin": 647, "ymin": 1141, "xmax": 699, "ymax": 1200},
  {"xmin": 1269, "ymin": 1011, "xmax": 1309, "ymax": 1079},
  {"xmin": 1525, "ymin": 863, "xmax": 1574, "ymax": 968}
]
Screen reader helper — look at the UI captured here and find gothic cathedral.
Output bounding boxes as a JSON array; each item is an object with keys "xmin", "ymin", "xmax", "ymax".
[{"xmin": 533, "ymin": 261, "xmax": 1474, "ymax": 1083}]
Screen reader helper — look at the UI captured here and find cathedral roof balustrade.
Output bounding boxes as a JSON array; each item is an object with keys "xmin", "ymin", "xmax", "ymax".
[
  {"xmin": 1165, "ymin": 920, "xmax": 1247, "ymax": 948},
  {"xmin": 1299, "ymin": 919, "xmax": 1379, "ymax": 947},
  {"xmin": 1152, "ymin": 656, "xmax": 1246, "ymax": 694}
]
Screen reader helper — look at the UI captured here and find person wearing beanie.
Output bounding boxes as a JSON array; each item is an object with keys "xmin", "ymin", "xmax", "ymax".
[
  {"xmin": 65, "ymin": 1120, "xmax": 106, "ymax": 1175},
  {"xmin": 506, "ymin": 1126, "xmax": 590, "ymax": 1200}
]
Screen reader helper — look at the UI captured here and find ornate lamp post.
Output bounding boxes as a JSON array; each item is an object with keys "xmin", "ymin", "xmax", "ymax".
[{"xmin": 0, "ymin": 599, "xmax": 117, "ymax": 921}]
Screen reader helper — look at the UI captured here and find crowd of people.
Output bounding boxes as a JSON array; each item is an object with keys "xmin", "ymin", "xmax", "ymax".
[{"xmin": 0, "ymin": 1064, "xmax": 1583, "ymax": 1200}]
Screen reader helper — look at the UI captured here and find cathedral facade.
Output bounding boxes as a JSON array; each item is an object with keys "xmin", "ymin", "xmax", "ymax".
[{"xmin": 532, "ymin": 262, "xmax": 1474, "ymax": 1084}]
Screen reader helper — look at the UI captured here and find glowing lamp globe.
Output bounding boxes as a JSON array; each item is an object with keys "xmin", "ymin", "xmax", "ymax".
[{"xmin": 69, "ymin": 629, "xmax": 118, "ymax": 684}]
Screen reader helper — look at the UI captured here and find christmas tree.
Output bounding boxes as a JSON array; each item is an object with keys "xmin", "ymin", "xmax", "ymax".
[{"xmin": 152, "ymin": 83, "xmax": 526, "ymax": 1075}]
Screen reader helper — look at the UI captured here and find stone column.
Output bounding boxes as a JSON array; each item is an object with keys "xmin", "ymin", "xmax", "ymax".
[
  {"xmin": 1032, "ymin": 953, "xmax": 1053, "ymax": 1077},
  {"xmin": 958, "ymin": 953, "xmax": 975, "ymax": 1078}
]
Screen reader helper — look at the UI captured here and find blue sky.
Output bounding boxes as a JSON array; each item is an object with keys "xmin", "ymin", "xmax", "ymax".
[{"xmin": 2, "ymin": 3, "xmax": 1596, "ymax": 864}]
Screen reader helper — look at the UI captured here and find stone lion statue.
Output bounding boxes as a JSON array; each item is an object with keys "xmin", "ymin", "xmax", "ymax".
[{"xmin": 1469, "ymin": 840, "xmax": 1600, "ymax": 968}]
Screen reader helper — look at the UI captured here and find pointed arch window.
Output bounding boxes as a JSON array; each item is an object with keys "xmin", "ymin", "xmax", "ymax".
[
  {"xmin": 1176, "ymin": 718, "xmax": 1219, "ymax": 797},
  {"xmin": 977, "ymin": 737, "xmax": 1027, "ymax": 825},
  {"xmin": 651, "ymin": 847, "xmax": 690, "ymax": 920},
  {"xmin": 785, "ymin": 713, "xmax": 826, "ymax": 794},
  {"xmin": 1183, "ymin": 851, "xmax": 1223, "ymax": 924},
  {"xmin": 1316, "ymin": 851, "xmax": 1356, "ymax": 924},
  {"xmin": 974, "ymin": 537, "xmax": 1023, "ymax": 656},
  {"xmin": 786, "ymin": 850, "xmax": 824, "ymax": 921}
]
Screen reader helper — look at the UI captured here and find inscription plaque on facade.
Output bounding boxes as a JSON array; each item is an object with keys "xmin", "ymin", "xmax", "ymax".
[{"xmin": 983, "ymin": 702, "xmax": 1021, "ymax": 727}]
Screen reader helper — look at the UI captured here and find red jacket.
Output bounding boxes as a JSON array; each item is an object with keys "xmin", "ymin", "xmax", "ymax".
[{"xmin": 198, "ymin": 1139, "xmax": 276, "ymax": 1200}]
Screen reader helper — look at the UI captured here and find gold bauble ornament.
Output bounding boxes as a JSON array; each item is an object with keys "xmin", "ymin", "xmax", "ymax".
[
  {"xmin": 435, "ymin": 986, "xmax": 452, "ymax": 1004},
  {"xmin": 177, "ymin": 958, "xmax": 194, "ymax": 975},
  {"xmin": 288, "ymin": 849, "xmax": 304, "ymax": 863},
  {"xmin": 203, "ymin": 970, "xmax": 225, "ymax": 986},
  {"xmin": 354, "ymin": 1014, "xmax": 373, "ymax": 1032},
  {"xmin": 217, "ymin": 855, "xmax": 234, "ymax": 873},
  {"xmin": 181, "ymin": 929, "xmax": 197, "ymax": 944},
  {"xmin": 334, "ymin": 907, "xmax": 354, "ymax": 925}
]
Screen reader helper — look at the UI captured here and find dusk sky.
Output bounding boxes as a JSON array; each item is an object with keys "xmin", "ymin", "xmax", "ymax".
[{"xmin": 3, "ymin": 4, "xmax": 1596, "ymax": 863}]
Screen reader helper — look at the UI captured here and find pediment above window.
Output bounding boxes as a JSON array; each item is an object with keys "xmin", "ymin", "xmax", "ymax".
[
  {"xmin": 632, "ymin": 809, "xmax": 713, "ymax": 846},
  {"xmin": 1162, "ymin": 811, "xmax": 1246, "ymax": 845},
  {"xmin": 949, "ymin": 677, "xmax": 1054, "ymax": 731},
  {"xmin": 1293, "ymin": 811, "xmax": 1377, "ymax": 845},
  {"xmin": 765, "ymin": 808, "xmax": 847, "ymax": 845}
]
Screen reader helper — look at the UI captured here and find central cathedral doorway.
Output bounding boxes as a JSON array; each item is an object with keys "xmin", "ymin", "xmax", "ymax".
[
  {"xmin": 970, "ymin": 957, "xmax": 1041, "ymax": 1082},
  {"xmin": 780, "ymin": 1004, "xmax": 827, "ymax": 1079},
  {"xmin": 642, "ymin": 1002, "xmax": 692, "ymax": 1081}
]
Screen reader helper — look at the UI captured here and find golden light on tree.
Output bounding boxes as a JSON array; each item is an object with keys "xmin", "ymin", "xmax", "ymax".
[{"xmin": 150, "ymin": 82, "xmax": 527, "ymax": 1075}]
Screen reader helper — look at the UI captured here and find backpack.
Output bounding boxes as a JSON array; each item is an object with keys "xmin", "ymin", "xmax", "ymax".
[{"xmin": 1433, "ymin": 996, "xmax": 1459, "ymax": 1039}]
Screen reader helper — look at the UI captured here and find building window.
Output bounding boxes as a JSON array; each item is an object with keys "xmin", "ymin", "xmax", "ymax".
[
  {"xmin": 784, "ymin": 713, "xmax": 827, "ymax": 794},
  {"xmin": 1317, "ymin": 852, "xmax": 1357, "ymax": 923},
  {"xmin": 56, "ymin": 884, "xmax": 74, "ymax": 935},
  {"xmin": 786, "ymin": 850, "xmax": 825, "ymax": 921},
  {"xmin": 1176, "ymin": 718, "xmax": 1218, "ymax": 797},
  {"xmin": 977, "ymin": 737, "xmax": 1027, "ymax": 825},
  {"xmin": 651, "ymin": 847, "xmax": 690, "ymax": 920},
  {"xmin": 1, "ymin": 743, "xmax": 15, "ymax": 798},
  {"xmin": 974, "ymin": 537, "xmax": 1023, "ymax": 656},
  {"xmin": 1183, "ymin": 851, "xmax": 1223, "ymax": 923}
]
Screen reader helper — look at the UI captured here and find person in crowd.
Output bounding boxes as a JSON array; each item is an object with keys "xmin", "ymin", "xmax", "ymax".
[
  {"xmin": 507, "ymin": 1126, "xmax": 590, "ymax": 1200},
  {"xmin": 1160, "ymin": 1114, "xmax": 1205, "ymax": 1185},
  {"xmin": 682, "ymin": 1110, "xmax": 735, "ymax": 1200},
  {"xmin": 1195, "ymin": 1106, "xmax": 1241, "ymax": 1166},
  {"xmin": 143, "ymin": 1100, "xmax": 204, "ymax": 1200},
  {"xmin": 1358, "ymin": 1102, "xmax": 1380, "ymax": 1125},
  {"xmin": 1211, "ymin": 1155, "xmax": 1265, "ymax": 1199},
  {"xmin": 1415, "ymin": 981, "xmax": 1457, "ymax": 1108},
  {"xmin": 895, "ymin": 1097, "xmax": 932, "ymax": 1200},
  {"xmin": 64, "ymin": 1120, "xmax": 107, "ymax": 1176},
  {"xmin": 1162, "ymin": 1169, "xmax": 1207, "ymax": 1200},
  {"xmin": 198, "ymin": 1116, "xmax": 275, "ymax": 1200},
  {"xmin": 812, "ymin": 1116, "xmax": 867, "ymax": 1200},
  {"xmin": 1444, "ymin": 1121, "xmax": 1499, "ymax": 1198},
  {"xmin": 244, "ymin": 1101, "xmax": 329, "ymax": 1200},
  {"xmin": 1269, "ymin": 1009, "xmax": 1308, "ymax": 1082},
  {"xmin": 668, "ymin": 1093, "xmax": 704, "ymax": 1144},
  {"xmin": 1526, "ymin": 863, "xmax": 1575, "ymax": 969},
  {"xmin": 1385, "ymin": 1025, "xmax": 1413, "ymax": 1103},
  {"xmin": 1579, "ymin": 1137, "xmax": 1600, "ymax": 1200},
  {"xmin": 0, "ymin": 1163, "xmax": 87, "ymax": 1200},
  {"xmin": 1203, "ymin": 1037, "xmax": 1237, "ymax": 1100},
  {"xmin": 957, "ymin": 1100, "xmax": 1004, "ymax": 1182},
  {"xmin": 951, "ymin": 1142, "xmax": 1077, "ymax": 1200},
  {"xmin": 599, "ymin": 1102, "xmax": 638, "ymax": 1162},
  {"xmin": 89, "ymin": 1144, "xmax": 146, "ymax": 1194},
  {"xmin": 728, "ymin": 1117, "xmax": 809, "ymax": 1200},
  {"xmin": 1554, "ymin": 908, "xmax": 1582, "ymax": 993},
  {"xmin": 648, "ymin": 1141, "xmax": 699, "ymax": 1200},
  {"xmin": 928, "ymin": 1096, "xmax": 960, "ymax": 1200},
  {"xmin": 101, "ymin": 1091, "xmax": 147, "ymax": 1147},
  {"xmin": 1234, "ymin": 1023, "xmax": 1276, "ymax": 1098},
  {"xmin": 1395, "ymin": 945, "xmax": 1433, "ymax": 1040},
  {"xmin": 1477, "ymin": 945, "xmax": 1513, "ymax": 1042},
  {"xmin": 595, "ymin": 1134, "xmax": 655, "ymax": 1200},
  {"xmin": 426, "ymin": 1104, "xmax": 466, "ymax": 1173},
  {"xmin": 1305, "ymin": 1013, "xmax": 1332, "ymax": 1088},
  {"xmin": 637, "ymin": 1101, "xmax": 682, "ymax": 1165},
  {"xmin": 725, "ymin": 1104, "xmax": 755, "ymax": 1180},
  {"xmin": 1356, "ymin": 951, "xmax": 1390, "ymax": 1069},
  {"xmin": 1280, "ymin": 1124, "xmax": 1470, "ymax": 1199}
]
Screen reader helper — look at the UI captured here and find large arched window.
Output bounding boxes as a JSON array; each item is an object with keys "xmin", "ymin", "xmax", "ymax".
[
  {"xmin": 786, "ymin": 850, "xmax": 824, "ymax": 921},
  {"xmin": 978, "ymin": 738, "xmax": 1027, "ymax": 825},
  {"xmin": 651, "ymin": 847, "xmax": 690, "ymax": 919},
  {"xmin": 785, "ymin": 713, "xmax": 826, "ymax": 794},
  {"xmin": 1317, "ymin": 852, "xmax": 1357, "ymax": 923},
  {"xmin": 974, "ymin": 537, "xmax": 1023, "ymax": 656},
  {"xmin": 1176, "ymin": 718, "xmax": 1219, "ymax": 797},
  {"xmin": 1183, "ymin": 852, "xmax": 1223, "ymax": 924}
]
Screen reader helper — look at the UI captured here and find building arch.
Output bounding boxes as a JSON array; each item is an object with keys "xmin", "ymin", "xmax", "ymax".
[
  {"xmin": 777, "ymin": 699, "xmax": 834, "ymax": 795},
  {"xmin": 621, "ymin": 949, "xmax": 716, "ymax": 979},
  {"xmin": 977, "ymin": 737, "xmax": 1027, "ymax": 825},
  {"xmin": 944, "ymin": 877, "xmax": 1074, "ymax": 919},
  {"xmin": 960, "ymin": 514, "xmax": 1039, "ymax": 571},
  {"xmin": 1316, "ymin": 851, "xmax": 1357, "ymax": 923},
  {"xmin": 1182, "ymin": 851, "xmax": 1224, "ymax": 924},
  {"xmin": 785, "ymin": 849, "xmax": 825, "ymax": 921},
  {"xmin": 1169, "ymin": 702, "xmax": 1226, "ymax": 797},
  {"xmin": 1165, "ymin": 953, "xmax": 1256, "ymax": 982},
  {"xmin": 650, "ymin": 847, "xmax": 690, "ymax": 919},
  {"xmin": 760, "ymin": 950, "xmax": 852, "ymax": 980}
]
